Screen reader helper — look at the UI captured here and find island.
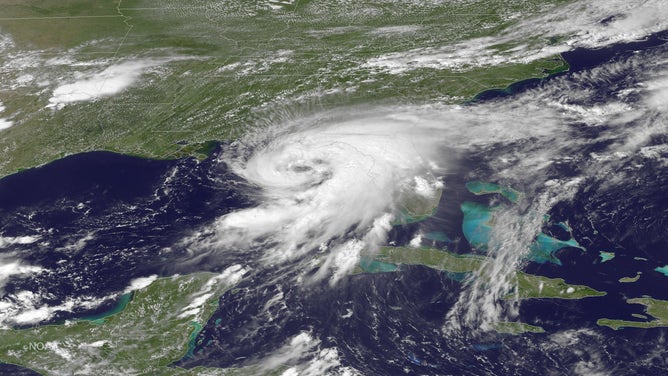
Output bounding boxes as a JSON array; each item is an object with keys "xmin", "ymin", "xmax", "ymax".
[
  {"xmin": 619, "ymin": 272, "xmax": 642, "ymax": 283},
  {"xmin": 493, "ymin": 322, "xmax": 545, "ymax": 335},
  {"xmin": 359, "ymin": 246, "xmax": 606, "ymax": 301},
  {"xmin": 599, "ymin": 252, "xmax": 615, "ymax": 263},
  {"xmin": 465, "ymin": 181, "xmax": 522, "ymax": 203},
  {"xmin": 598, "ymin": 298, "xmax": 668, "ymax": 330}
]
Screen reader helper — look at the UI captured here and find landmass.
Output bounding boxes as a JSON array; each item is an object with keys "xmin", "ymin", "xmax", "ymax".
[
  {"xmin": 598, "ymin": 298, "xmax": 668, "ymax": 330},
  {"xmin": 0, "ymin": 271, "xmax": 269, "ymax": 375},
  {"xmin": 493, "ymin": 322, "xmax": 545, "ymax": 334},
  {"xmin": 360, "ymin": 246, "xmax": 606, "ymax": 300},
  {"xmin": 599, "ymin": 251, "xmax": 615, "ymax": 263},
  {"xmin": 619, "ymin": 272, "xmax": 641, "ymax": 283},
  {"xmin": 395, "ymin": 184, "xmax": 443, "ymax": 224},
  {"xmin": 514, "ymin": 272, "xmax": 606, "ymax": 300},
  {"xmin": 0, "ymin": 0, "xmax": 570, "ymax": 178},
  {"xmin": 465, "ymin": 181, "xmax": 522, "ymax": 203}
]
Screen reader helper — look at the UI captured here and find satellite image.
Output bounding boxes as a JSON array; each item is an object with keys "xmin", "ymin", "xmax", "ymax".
[{"xmin": 0, "ymin": 0, "xmax": 666, "ymax": 375}]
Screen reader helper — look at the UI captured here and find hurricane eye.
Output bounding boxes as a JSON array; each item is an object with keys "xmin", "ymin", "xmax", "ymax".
[{"xmin": 290, "ymin": 164, "xmax": 313, "ymax": 173}]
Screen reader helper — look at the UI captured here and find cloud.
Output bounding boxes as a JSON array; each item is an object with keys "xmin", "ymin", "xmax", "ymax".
[
  {"xmin": 364, "ymin": 0, "xmax": 667, "ymax": 74},
  {"xmin": 178, "ymin": 265, "xmax": 249, "ymax": 319},
  {"xmin": 123, "ymin": 275, "xmax": 159, "ymax": 293},
  {"xmin": 0, "ymin": 101, "xmax": 12, "ymax": 131},
  {"xmin": 255, "ymin": 331, "xmax": 360, "ymax": 376},
  {"xmin": 46, "ymin": 60, "xmax": 160, "ymax": 109},
  {"xmin": 0, "ymin": 256, "xmax": 44, "ymax": 294},
  {"xmin": 174, "ymin": 49, "xmax": 668, "ymax": 344},
  {"xmin": 184, "ymin": 101, "xmax": 573, "ymax": 285},
  {"xmin": 0, "ymin": 291, "xmax": 111, "ymax": 327},
  {"xmin": 0, "ymin": 235, "xmax": 40, "ymax": 248}
]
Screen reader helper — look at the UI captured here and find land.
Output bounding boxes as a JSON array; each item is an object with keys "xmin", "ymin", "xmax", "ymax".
[
  {"xmin": 598, "ymin": 298, "xmax": 668, "ymax": 330},
  {"xmin": 358, "ymin": 246, "xmax": 604, "ymax": 335},
  {"xmin": 0, "ymin": 0, "xmax": 572, "ymax": 178},
  {"xmin": 367, "ymin": 246, "xmax": 606, "ymax": 300},
  {"xmin": 0, "ymin": 272, "xmax": 270, "ymax": 375},
  {"xmin": 493, "ymin": 321, "xmax": 545, "ymax": 334},
  {"xmin": 395, "ymin": 186, "xmax": 444, "ymax": 224},
  {"xmin": 599, "ymin": 251, "xmax": 615, "ymax": 263},
  {"xmin": 465, "ymin": 181, "xmax": 523, "ymax": 203},
  {"xmin": 619, "ymin": 272, "xmax": 641, "ymax": 283}
]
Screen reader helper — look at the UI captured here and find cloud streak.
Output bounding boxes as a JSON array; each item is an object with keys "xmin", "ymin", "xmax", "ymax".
[{"xmin": 364, "ymin": 0, "xmax": 667, "ymax": 74}]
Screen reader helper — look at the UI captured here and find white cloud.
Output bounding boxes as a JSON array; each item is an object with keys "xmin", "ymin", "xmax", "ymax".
[
  {"xmin": 0, "ymin": 118, "xmax": 13, "ymax": 131},
  {"xmin": 409, "ymin": 232, "xmax": 422, "ymax": 248},
  {"xmin": 0, "ymin": 257, "xmax": 43, "ymax": 293},
  {"xmin": 3, "ymin": 292, "xmax": 110, "ymax": 327},
  {"xmin": 256, "ymin": 332, "xmax": 360, "ymax": 376},
  {"xmin": 364, "ymin": 0, "xmax": 668, "ymax": 74},
  {"xmin": 413, "ymin": 175, "xmax": 442, "ymax": 198},
  {"xmin": 0, "ymin": 235, "xmax": 40, "ymax": 248},
  {"xmin": 181, "ymin": 40, "xmax": 666, "ymax": 318},
  {"xmin": 0, "ymin": 33, "xmax": 14, "ymax": 52},
  {"xmin": 0, "ymin": 101, "xmax": 13, "ymax": 131},
  {"xmin": 178, "ymin": 265, "xmax": 248, "ymax": 319},
  {"xmin": 643, "ymin": 69, "xmax": 668, "ymax": 112},
  {"xmin": 46, "ymin": 60, "xmax": 159, "ymax": 109},
  {"xmin": 123, "ymin": 275, "xmax": 158, "ymax": 293}
]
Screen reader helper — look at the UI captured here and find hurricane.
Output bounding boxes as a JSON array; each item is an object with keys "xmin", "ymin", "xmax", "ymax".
[
  {"xmin": 1, "ymin": 1, "xmax": 667, "ymax": 374},
  {"xmin": 183, "ymin": 40, "xmax": 666, "ymax": 332}
]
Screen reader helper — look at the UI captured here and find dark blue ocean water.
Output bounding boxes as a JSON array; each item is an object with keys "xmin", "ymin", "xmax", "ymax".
[
  {"xmin": 473, "ymin": 30, "xmax": 668, "ymax": 102},
  {"xmin": 0, "ymin": 148, "xmax": 253, "ymax": 324}
]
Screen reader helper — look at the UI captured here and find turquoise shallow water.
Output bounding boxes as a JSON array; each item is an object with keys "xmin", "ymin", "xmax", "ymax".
[
  {"xmin": 599, "ymin": 251, "xmax": 616, "ymax": 263},
  {"xmin": 460, "ymin": 200, "xmax": 585, "ymax": 265},
  {"xmin": 460, "ymin": 201, "xmax": 495, "ymax": 250},
  {"xmin": 423, "ymin": 231, "xmax": 452, "ymax": 243},
  {"xmin": 358, "ymin": 258, "xmax": 399, "ymax": 273},
  {"xmin": 460, "ymin": 180, "xmax": 586, "ymax": 265},
  {"xmin": 528, "ymin": 233, "xmax": 583, "ymax": 265},
  {"xmin": 655, "ymin": 265, "xmax": 668, "ymax": 277},
  {"xmin": 80, "ymin": 293, "xmax": 133, "ymax": 325},
  {"xmin": 185, "ymin": 322, "xmax": 204, "ymax": 358}
]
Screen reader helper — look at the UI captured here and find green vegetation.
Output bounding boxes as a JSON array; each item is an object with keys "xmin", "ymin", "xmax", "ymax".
[
  {"xmin": 0, "ymin": 0, "xmax": 572, "ymax": 178},
  {"xmin": 619, "ymin": 272, "xmax": 641, "ymax": 283},
  {"xmin": 493, "ymin": 321, "xmax": 545, "ymax": 334},
  {"xmin": 374, "ymin": 246, "xmax": 484, "ymax": 273},
  {"xmin": 514, "ymin": 272, "xmax": 606, "ymax": 300},
  {"xmin": 598, "ymin": 298, "xmax": 668, "ymax": 330},
  {"xmin": 395, "ymin": 186, "xmax": 443, "ymax": 224},
  {"xmin": 0, "ymin": 273, "xmax": 264, "ymax": 375},
  {"xmin": 0, "ymin": 0, "xmax": 128, "ymax": 49},
  {"xmin": 366, "ymin": 246, "xmax": 605, "ymax": 300}
]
